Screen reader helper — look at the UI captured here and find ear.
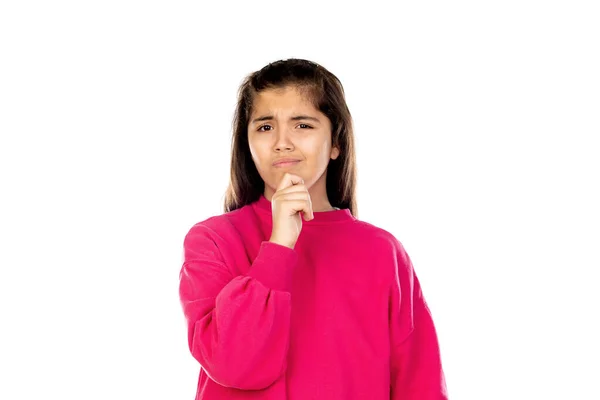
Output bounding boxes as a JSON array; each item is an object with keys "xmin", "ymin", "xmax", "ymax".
[{"xmin": 330, "ymin": 146, "xmax": 340, "ymax": 160}]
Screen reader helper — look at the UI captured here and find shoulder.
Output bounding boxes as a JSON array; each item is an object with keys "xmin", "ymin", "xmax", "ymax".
[
  {"xmin": 350, "ymin": 219, "xmax": 406, "ymax": 252},
  {"xmin": 181, "ymin": 207, "xmax": 253, "ymax": 265},
  {"xmin": 348, "ymin": 219, "xmax": 413, "ymax": 274},
  {"xmin": 184, "ymin": 205, "xmax": 251, "ymax": 244}
]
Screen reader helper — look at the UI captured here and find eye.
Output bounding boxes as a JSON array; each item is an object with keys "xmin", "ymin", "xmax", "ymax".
[
  {"xmin": 257, "ymin": 123, "xmax": 312, "ymax": 132},
  {"xmin": 257, "ymin": 124, "xmax": 272, "ymax": 132}
]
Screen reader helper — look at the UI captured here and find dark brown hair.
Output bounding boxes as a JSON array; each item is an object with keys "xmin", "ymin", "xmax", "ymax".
[{"xmin": 223, "ymin": 58, "xmax": 358, "ymax": 217}]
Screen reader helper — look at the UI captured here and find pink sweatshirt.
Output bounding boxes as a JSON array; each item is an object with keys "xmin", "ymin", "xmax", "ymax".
[{"xmin": 179, "ymin": 195, "xmax": 448, "ymax": 399}]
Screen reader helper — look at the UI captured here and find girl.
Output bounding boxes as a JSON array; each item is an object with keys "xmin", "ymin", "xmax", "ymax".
[{"xmin": 179, "ymin": 58, "xmax": 448, "ymax": 399}]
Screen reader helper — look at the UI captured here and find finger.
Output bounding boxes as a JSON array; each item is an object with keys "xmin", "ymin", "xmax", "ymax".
[
  {"xmin": 276, "ymin": 173, "xmax": 304, "ymax": 191},
  {"xmin": 279, "ymin": 185, "xmax": 313, "ymax": 220},
  {"xmin": 283, "ymin": 187, "xmax": 313, "ymax": 220},
  {"xmin": 278, "ymin": 183, "xmax": 308, "ymax": 195},
  {"xmin": 282, "ymin": 198, "xmax": 313, "ymax": 220},
  {"xmin": 276, "ymin": 193, "xmax": 311, "ymax": 211}
]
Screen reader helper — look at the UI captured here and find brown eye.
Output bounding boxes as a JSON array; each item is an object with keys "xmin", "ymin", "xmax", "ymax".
[
  {"xmin": 258, "ymin": 125, "xmax": 272, "ymax": 132},
  {"xmin": 298, "ymin": 124, "xmax": 312, "ymax": 129}
]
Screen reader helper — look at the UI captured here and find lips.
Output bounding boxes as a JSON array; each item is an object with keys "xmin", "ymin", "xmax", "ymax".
[{"xmin": 273, "ymin": 158, "xmax": 301, "ymax": 166}]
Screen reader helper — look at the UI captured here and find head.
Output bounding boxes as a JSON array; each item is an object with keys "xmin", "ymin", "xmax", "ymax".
[{"xmin": 223, "ymin": 58, "xmax": 358, "ymax": 216}]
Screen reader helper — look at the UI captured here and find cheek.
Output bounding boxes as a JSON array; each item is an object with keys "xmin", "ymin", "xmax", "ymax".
[
  {"xmin": 248, "ymin": 141, "xmax": 272, "ymax": 173},
  {"xmin": 248, "ymin": 140, "xmax": 262, "ymax": 163},
  {"xmin": 316, "ymin": 141, "xmax": 331, "ymax": 162},
  {"xmin": 248, "ymin": 145, "xmax": 257, "ymax": 162}
]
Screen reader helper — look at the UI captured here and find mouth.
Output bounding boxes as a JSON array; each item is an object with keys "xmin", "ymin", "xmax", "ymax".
[{"xmin": 273, "ymin": 160, "xmax": 301, "ymax": 167}]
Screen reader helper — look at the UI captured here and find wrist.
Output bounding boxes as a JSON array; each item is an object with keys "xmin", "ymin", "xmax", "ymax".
[{"xmin": 269, "ymin": 236, "xmax": 295, "ymax": 249}]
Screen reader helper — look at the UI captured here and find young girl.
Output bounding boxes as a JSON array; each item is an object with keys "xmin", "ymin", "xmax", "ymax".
[{"xmin": 179, "ymin": 58, "xmax": 448, "ymax": 399}]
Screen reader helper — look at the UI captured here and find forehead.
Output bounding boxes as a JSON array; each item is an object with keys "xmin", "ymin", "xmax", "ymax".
[{"xmin": 251, "ymin": 86, "xmax": 316, "ymax": 112}]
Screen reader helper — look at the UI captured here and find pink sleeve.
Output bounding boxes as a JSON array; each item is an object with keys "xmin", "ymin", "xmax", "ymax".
[
  {"xmin": 178, "ymin": 224, "xmax": 296, "ymax": 390},
  {"xmin": 389, "ymin": 242, "xmax": 448, "ymax": 399}
]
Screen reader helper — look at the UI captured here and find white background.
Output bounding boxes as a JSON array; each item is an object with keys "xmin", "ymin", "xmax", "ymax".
[{"xmin": 1, "ymin": 1, "xmax": 598, "ymax": 399}]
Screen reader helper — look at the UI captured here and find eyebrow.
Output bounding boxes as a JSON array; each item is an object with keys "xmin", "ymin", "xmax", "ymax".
[{"xmin": 250, "ymin": 115, "xmax": 321, "ymax": 125}]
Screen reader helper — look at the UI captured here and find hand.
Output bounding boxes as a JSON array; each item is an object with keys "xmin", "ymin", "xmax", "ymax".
[{"xmin": 268, "ymin": 173, "xmax": 314, "ymax": 249}]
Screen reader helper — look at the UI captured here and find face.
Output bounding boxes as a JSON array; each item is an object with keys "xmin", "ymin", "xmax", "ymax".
[{"xmin": 247, "ymin": 85, "xmax": 340, "ymax": 201}]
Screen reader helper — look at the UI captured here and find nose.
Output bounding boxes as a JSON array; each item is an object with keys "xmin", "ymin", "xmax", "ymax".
[{"xmin": 273, "ymin": 127, "xmax": 294, "ymax": 151}]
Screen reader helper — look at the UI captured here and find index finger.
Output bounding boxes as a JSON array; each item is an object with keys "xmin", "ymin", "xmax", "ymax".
[{"xmin": 276, "ymin": 173, "xmax": 304, "ymax": 191}]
